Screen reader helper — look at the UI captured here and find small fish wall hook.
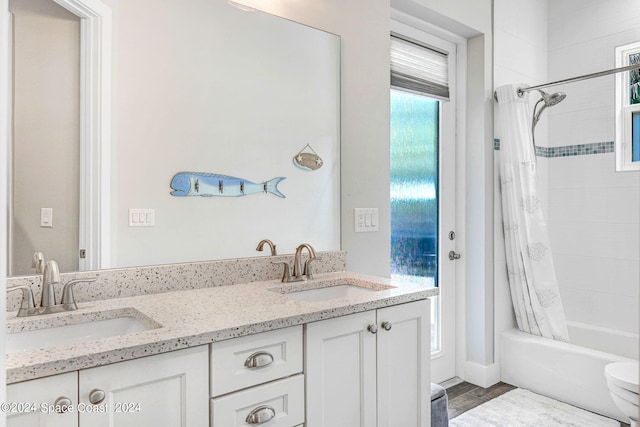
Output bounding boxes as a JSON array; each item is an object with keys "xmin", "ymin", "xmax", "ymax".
[{"xmin": 293, "ymin": 143, "xmax": 323, "ymax": 171}]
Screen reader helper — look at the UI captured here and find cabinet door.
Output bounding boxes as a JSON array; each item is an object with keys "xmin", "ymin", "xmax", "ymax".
[
  {"xmin": 305, "ymin": 310, "xmax": 376, "ymax": 427},
  {"xmin": 7, "ymin": 372, "xmax": 78, "ymax": 427},
  {"xmin": 78, "ymin": 346, "xmax": 208, "ymax": 427},
  {"xmin": 377, "ymin": 300, "xmax": 430, "ymax": 427}
]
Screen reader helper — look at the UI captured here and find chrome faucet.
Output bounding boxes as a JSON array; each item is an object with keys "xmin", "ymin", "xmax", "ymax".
[
  {"xmin": 292, "ymin": 243, "xmax": 318, "ymax": 281},
  {"xmin": 256, "ymin": 239, "xmax": 277, "ymax": 256},
  {"xmin": 41, "ymin": 260, "xmax": 60, "ymax": 308},
  {"xmin": 7, "ymin": 259, "xmax": 97, "ymax": 317}
]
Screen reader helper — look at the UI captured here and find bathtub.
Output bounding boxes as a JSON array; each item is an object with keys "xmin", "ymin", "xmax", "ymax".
[{"xmin": 500, "ymin": 322, "xmax": 639, "ymax": 422}]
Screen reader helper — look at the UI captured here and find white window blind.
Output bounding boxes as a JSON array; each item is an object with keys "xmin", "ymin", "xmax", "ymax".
[{"xmin": 390, "ymin": 35, "xmax": 449, "ymax": 100}]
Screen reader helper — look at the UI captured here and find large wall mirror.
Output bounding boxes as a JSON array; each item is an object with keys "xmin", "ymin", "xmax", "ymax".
[{"xmin": 5, "ymin": 0, "xmax": 341, "ymax": 276}]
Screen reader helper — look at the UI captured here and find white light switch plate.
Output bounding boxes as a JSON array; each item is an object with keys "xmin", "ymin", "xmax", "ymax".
[
  {"xmin": 129, "ymin": 209, "xmax": 155, "ymax": 227},
  {"xmin": 354, "ymin": 208, "xmax": 378, "ymax": 232},
  {"xmin": 40, "ymin": 208, "xmax": 53, "ymax": 228}
]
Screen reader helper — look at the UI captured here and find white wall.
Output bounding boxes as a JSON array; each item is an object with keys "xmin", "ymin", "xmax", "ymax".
[
  {"xmin": 546, "ymin": 0, "xmax": 640, "ymax": 335},
  {"xmin": 493, "ymin": 0, "xmax": 549, "ymax": 361}
]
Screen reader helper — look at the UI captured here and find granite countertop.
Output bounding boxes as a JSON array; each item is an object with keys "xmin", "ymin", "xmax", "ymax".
[{"xmin": 6, "ymin": 271, "xmax": 438, "ymax": 384}]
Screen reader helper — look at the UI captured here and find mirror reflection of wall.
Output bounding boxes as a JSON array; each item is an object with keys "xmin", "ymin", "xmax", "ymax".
[
  {"xmin": 6, "ymin": 0, "xmax": 341, "ymax": 276},
  {"xmin": 9, "ymin": 0, "xmax": 81, "ymax": 275}
]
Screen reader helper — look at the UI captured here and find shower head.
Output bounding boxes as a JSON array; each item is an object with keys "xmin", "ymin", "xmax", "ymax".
[
  {"xmin": 538, "ymin": 89, "xmax": 567, "ymax": 107},
  {"xmin": 533, "ymin": 90, "xmax": 567, "ymax": 128}
]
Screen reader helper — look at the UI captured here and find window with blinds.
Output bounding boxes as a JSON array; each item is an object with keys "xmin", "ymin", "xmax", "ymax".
[{"xmin": 390, "ymin": 34, "xmax": 449, "ymax": 100}]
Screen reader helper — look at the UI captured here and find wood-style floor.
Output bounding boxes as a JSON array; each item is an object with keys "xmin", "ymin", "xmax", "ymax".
[
  {"xmin": 446, "ymin": 381, "xmax": 516, "ymax": 419},
  {"xmin": 446, "ymin": 381, "xmax": 630, "ymax": 427}
]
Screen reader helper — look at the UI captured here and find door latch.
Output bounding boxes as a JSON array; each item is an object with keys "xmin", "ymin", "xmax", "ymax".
[{"xmin": 448, "ymin": 250, "xmax": 461, "ymax": 261}]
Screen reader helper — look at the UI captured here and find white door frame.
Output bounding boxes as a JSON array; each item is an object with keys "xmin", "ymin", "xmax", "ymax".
[
  {"xmin": 1, "ymin": 0, "xmax": 111, "ymax": 273},
  {"xmin": 390, "ymin": 17, "xmax": 465, "ymax": 383}
]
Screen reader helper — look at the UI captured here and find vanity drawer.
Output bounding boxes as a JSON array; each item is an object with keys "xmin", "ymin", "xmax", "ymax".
[
  {"xmin": 210, "ymin": 325, "xmax": 303, "ymax": 396},
  {"xmin": 211, "ymin": 374, "xmax": 304, "ymax": 427}
]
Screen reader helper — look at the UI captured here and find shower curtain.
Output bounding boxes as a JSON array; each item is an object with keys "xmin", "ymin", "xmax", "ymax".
[{"xmin": 495, "ymin": 84, "xmax": 570, "ymax": 342}]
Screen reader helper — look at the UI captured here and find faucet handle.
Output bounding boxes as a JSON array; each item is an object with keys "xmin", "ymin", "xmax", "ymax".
[
  {"xmin": 272, "ymin": 261, "xmax": 292, "ymax": 283},
  {"xmin": 303, "ymin": 257, "xmax": 321, "ymax": 280},
  {"xmin": 61, "ymin": 278, "xmax": 97, "ymax": 310},
  {"xmin": 7, "ymin": 286, "xmax": 36, "ymax": 316}
]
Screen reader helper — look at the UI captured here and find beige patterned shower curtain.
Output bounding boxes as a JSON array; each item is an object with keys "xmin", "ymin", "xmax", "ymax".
[{"xmin": 495, "ymin": 84, "xmax": 570, "ymax": 342}]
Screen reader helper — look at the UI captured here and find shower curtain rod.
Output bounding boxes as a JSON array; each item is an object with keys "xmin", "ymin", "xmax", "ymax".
[{"xmin": 494, "ymin": 63, "xmax": 640, "ymax": 101}]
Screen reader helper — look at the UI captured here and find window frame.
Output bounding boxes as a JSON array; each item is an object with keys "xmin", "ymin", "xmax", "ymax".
[{"xmin": 615, "ymin": 41, "xmax": 640, "ymax": 172}]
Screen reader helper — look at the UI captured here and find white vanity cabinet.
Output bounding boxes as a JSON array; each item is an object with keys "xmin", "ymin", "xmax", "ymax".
[
  {"xmin": 210, "ymin": 325, "xmax": 305, "ymax": 427},
  {"xmin": 305, "ymin": 299, "xmax": 431, "ymax": 427},
  {"xmin": 7, "ymin": 371, "xmax": 78, "ymax": 427},
  {"xmin": 78, "ymin": 345, "xmax": 208, "ymax": 426},
  {"xmin": 7, "ymin": 346, "xmax": 208, "ymax": 427},
  {"xmin": 7, "ymin": 293, "xmax": 431, "ymax": 427}
]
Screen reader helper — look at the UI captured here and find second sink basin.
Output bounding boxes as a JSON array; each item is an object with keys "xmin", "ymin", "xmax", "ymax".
[
  {"xmin": 7, "ymin": 314, "xmax": 153, "ymax": 353},
  {"xmin": 281, "ymin": 284, "xmax": 382, "ymax": 302}
]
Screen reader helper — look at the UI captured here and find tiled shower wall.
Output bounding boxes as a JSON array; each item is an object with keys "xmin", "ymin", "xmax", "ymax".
[
  {"xmin": 546, "ymin": 0, "xmax": 640, "ymax": 335},
  {"xmin": 495, "ymin": 0, "xmax": 639, "ymax": 341}
]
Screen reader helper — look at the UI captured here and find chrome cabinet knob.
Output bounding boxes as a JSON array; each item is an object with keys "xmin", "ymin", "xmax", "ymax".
[
  {"xmin": 367, "ymin": 324, "xmax": 378, "ymax": 334},
  {"xmin": 246, "ymin": 405, "xmax": 276, "ymax": 425},
  {"xmin": 88, "ymin": 388, "xmax": 106, "ymax": 405},
  {"xmin": 244, "ymin": 351, "xmax": 274, "ymax": 369},
  {"xmin": 381, "ymin": 321, "xmax": 392, "ymax": 331},
  {"xmin": 54, "ymin": 396, "xmax": 72, "ymax": 413}
]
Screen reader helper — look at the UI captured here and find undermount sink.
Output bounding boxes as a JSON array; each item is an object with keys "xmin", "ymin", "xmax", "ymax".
[
  {"xmin": 280, "ymin": 284, "xmax": 383, "ymax": 302},
  {"xmin": 7, "ymin": 315, "xmax": 152, "ymax": 353}
]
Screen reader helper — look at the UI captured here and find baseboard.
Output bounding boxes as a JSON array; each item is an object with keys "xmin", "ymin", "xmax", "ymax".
[{"xmin": 464, "ymin": 361, "xmax": 501, "ymax": 388}]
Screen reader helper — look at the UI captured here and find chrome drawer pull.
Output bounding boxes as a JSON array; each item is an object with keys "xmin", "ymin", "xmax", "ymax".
[
  {"xmin": 244, "ymin": 351, "xmax": 274, "ymax": 369},
  {"xmin": 245, "ymin": 405, "xmax": 276, "ymax": 425},
  {"xmin": 88, "ymin": 388, "xmax": 106, "ymax": 405},
  {"xmin": 54, "ymin": 396, "xmax": 72, "ymax": 413}
]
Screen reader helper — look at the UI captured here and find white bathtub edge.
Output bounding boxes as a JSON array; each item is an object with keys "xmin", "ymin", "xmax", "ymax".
[{"xmin": 500, "ymin": 328, "xmax": 635, "ymax": 422}]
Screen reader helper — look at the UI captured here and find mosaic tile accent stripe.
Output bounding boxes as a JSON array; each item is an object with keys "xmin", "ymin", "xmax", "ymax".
[
  {"xmin": 494, "ymin": 139, "xmax": 615, "ymax": 158},
  {"xmin": 543, "ymin": 141, "xmax": 615, "ymax": 157}
]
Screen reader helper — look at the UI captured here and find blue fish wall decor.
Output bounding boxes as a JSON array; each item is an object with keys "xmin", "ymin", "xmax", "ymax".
[{"xmin": 170, "ymin": 172, "xmax": 286, "ymax": 198}]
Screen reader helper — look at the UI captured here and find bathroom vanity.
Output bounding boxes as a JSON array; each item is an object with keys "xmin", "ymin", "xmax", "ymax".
[{"xmin": 6, "ymin": 264, "xmax": 437, "ymax": 427}]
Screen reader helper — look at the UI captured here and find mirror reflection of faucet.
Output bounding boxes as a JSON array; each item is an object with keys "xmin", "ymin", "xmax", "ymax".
[
  {"xmin": 7, "ymin": 260, "xmax": 97, "ymax": 317},
  {"xmin": 256, "ymin": 239, "xmax": 277, "ymax": 256},
  {"xmin": 31, "ymin": 251, "xmax": 45, "ymax": 274}
]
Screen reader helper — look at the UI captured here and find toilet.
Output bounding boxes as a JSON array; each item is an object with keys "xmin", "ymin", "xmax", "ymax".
[{"xmin": 605, "ymin": 362, "xmax": 639, "ymax": 427}]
